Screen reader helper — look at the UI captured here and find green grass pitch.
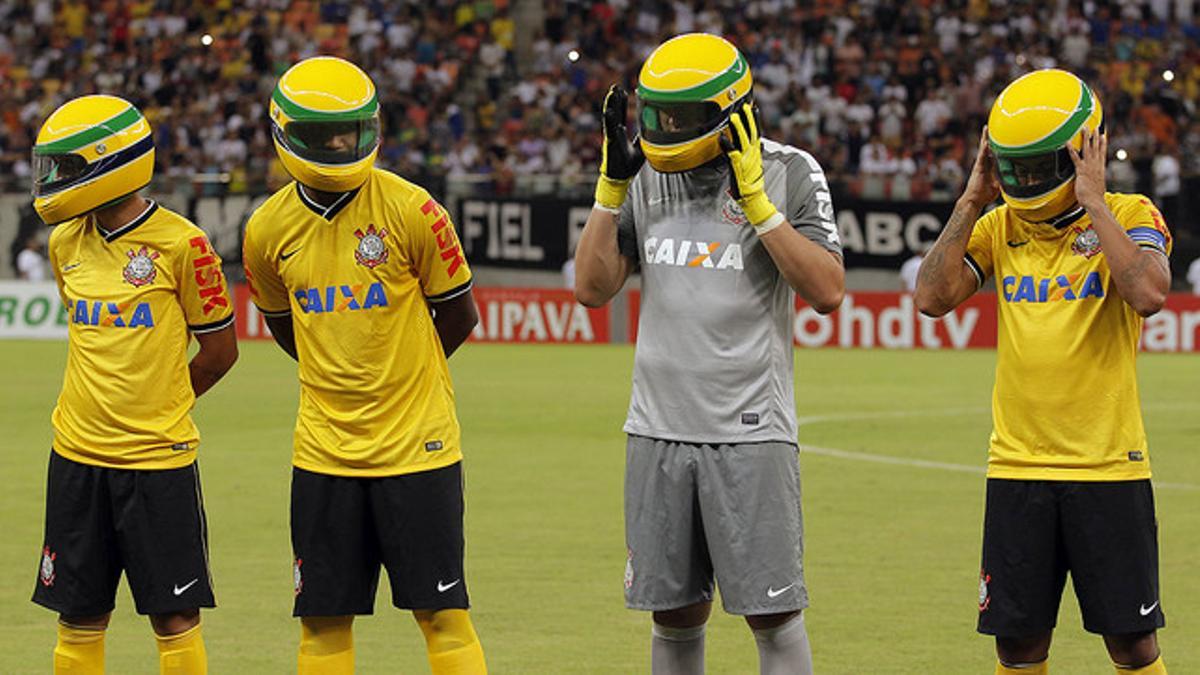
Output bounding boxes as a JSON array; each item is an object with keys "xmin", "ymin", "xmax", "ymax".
[{"xmin": 1, "ymin": 341, "xmax": 1198, "ymax": 673}]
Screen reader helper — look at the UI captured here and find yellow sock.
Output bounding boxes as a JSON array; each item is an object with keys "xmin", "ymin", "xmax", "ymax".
[
  {"xmin": 1117, "ymin": 655, "xmax": 1166, "ymax": 674},
  {"xmin": 997, "ymin": 659, "xmax": 1048, "ymax": 674},
  {"xmin": 54, "ymin": 622, "xmax": 105, "ymax": 674},
  {"xmin": 155, "ymin": 623, "xmax": 206, "ymax": 675},
  {"xmin": 298, "ymin": 616, "xmax": 354, "ymax": 675},
  {"xmin": 415, "ymin": 609, "xmax": 487, "ymax": 675}
]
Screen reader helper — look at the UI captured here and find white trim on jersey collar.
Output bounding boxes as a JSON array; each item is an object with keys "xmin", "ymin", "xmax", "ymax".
[
  {"xmin": 97, "ymin": 200, "xmax": 157, "ymax": 241},
  {"xmin": 298, "ymin": 184, "xmax": 354, "ymax": 220}
]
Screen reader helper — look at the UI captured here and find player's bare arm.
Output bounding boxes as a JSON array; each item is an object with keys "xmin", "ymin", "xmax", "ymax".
[
  {"xmin": 721, "ymin": 102, "xmax": 843, "ymax": 313},
  {"xmin": 430, "ymin": 289, "xmax": 479, "ymax": 357},
  {"xmin": 264, "ymin": 314, "xmax": 298, "ymax": 361},
  {"xmin": 915, "ymin": 129, "xmax": 999, "ymax": 317},
  {"xmin": 576, "ymin": 209, "xmax": 634, "ymax": 307},
  {"xmin": 758, "ymin": 224, "xmax": 844, "ymax": 314},
  {"xmin": 1068, "ymin": 128, "xmax": 1170, "ymax": 317},
  {"xmin": 189, "ymin": 324, "xmax": 238, "ymax": 397},
  {"xmin": 576, "ymin": 85, "xmax": 642, "ymax": 308}
]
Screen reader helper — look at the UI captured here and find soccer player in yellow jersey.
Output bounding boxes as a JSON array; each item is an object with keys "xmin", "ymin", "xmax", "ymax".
[
  {"xmin": 30, "ymin": 95, "xmax": 237, "ymax": 675},
  {"xmin": 917, "ymin": 70, "xmax": 1170, "ymax": 675},
  {"xmin": 241, "ymin": 56, "xmax": 485, "ymax": 675}
]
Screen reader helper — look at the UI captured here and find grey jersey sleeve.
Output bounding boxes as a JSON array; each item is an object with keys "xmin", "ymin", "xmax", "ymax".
[
  {"xmin": 616, "ymin": 186, "xmax": 640, "ymax": 264},
  {"xmin": 763, "ymin": 140, "xmax": 842, "ymax": 256}
]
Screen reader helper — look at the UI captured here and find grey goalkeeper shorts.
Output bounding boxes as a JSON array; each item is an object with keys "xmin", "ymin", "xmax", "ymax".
[{"xmin": 623, "ymin": 435, "xmax": 807, "ymax": 616}]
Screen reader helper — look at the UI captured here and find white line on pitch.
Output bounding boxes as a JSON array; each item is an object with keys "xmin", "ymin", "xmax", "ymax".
[{"xmin": 797, "ymin": 408, "xmax": 1200, "ymax": 492}]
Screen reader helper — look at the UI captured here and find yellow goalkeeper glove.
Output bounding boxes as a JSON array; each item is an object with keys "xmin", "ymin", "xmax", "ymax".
[
  {"xmin": 594, "ymin": 85, "xmax": 645, "ymax": 212},
  {"xmin": 719, "ymin": 102, "xmax": 785, "ymax": 235}
]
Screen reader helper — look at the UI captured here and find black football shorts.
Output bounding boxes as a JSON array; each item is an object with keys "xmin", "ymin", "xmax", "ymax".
[
  {"xmin": 32, "ymin": 450, "xmax": 215, "ymax": 616},
  {"xmin": 290, "ymin": 461, "xmax": 469, "ymax": 616},
  {"xmin": 977, "ymin": 478, "xmax": 1163, "ymax": 637}
]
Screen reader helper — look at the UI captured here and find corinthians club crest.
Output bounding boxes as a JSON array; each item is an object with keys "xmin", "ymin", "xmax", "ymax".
[
  {"xmin": 721, "ymin": 188, "xmax": 749, "ymax": 226},
  {"xmin": 40, "ymin": 546, "xmax": 56, "ymax": 587},
  {"xmin": 354, "ymin": 224, "xmax": 389, "ymax": 268},
  {"xmin": 978, "ymin": 569, "xmax": 991, "ymax": 611},
  {"xmin": 1071, "ymin": 226, "xmax": 1102, "ymax": 259},
  {"xmin": 293, "ymin": 558, "xmax": 303, "ymax": 596},
  {"xmin": 123, "ymin": 245, "xmax": 160, "ymax": 286}
]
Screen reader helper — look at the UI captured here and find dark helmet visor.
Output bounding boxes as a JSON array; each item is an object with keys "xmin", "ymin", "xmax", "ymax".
[
  {"xmin": 638, "ymin": 99, "xmax": 727, "ymax": 145},
  {"xmin": 993, "ymin": 146, "xmax": 1076, "ymax": 199},
  {"xmin": 275, "ymin": 117, "xmax": 381, "ymax": 165},
  {"xmin": 31, "ymin": 152, "xmax": 89, "ymax": 197}
]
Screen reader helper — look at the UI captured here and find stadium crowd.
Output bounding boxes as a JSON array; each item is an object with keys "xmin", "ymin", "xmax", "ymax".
[{"xmin": 0, "ymin": 0, "xmax": 1198, "ymax": 213}]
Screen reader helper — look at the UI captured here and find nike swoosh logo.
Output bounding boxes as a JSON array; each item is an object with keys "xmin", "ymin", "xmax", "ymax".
[
  {"xmin": 1140, "ymin": 601, "xmax": 1159, "ymax": 616},
  {"xmin": 61, "ymin": 262, "xmax": 82, "ymax": 272},
  {"xmin": 766, "ymin": 584, "xmax": 794, "ymax": 598},
  {"xmin": 437, "ymin": 579, "xmax": 460, "ymax": 593},
  {"xmin": 280, "ymin": 248, "xmax": 302, "ymax": 261},
  {"xmin": 173, "ymin": 578, "xmax": 199, "ymax": 596},
  {"xmin": 1006, "ymin": 240, "xmax": 1029, "ymax": 247}
]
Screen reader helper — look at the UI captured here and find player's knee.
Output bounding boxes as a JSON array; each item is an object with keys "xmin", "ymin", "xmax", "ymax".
[
  {"xmin": 414, "ymin": 609, "xmax": 480, "ymax": 653},
  {"xmin": 745, "ymin": 610, "xmax": 800, "ymax": 632},
  {"xmin": 300, "ymin": 615, "xmax": 354, "ymax": 656},
  {"xmin": 652, "ymin": 601, "xmax": 712, "ymax": 629},
  {"xmin": 1104, "ymin": 631, "xmax": 1159, "ymax": 668},
  {"xmin": 996, "ymin": 632, "xmax": 1053, "ymax": 664},
  {"xmin": 150, "ymin": 609, "xmax": 200, "ymax": 636},
  {"xmin": 60, "ymin": 613, "xmax": 111, "ymax": 631}
]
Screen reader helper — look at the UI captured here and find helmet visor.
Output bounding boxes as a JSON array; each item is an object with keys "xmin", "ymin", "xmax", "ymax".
[
  {"xmin": 993, "ymin": 147, "xmax": 1076, "ymax": 199},
  {"xmin": 639, "ymin": 99, "xmax": 727, "ymax": 145},
  {"xmin": 31, "ymin": 152, "xmax": 90, "ymax": 197},
  {"xmin": 276, "ymin": 117, "xmax": 381, "ymax": 165}
]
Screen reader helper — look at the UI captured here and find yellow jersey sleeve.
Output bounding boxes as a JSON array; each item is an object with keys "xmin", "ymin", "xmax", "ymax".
[
  {"xmin": 242, "ymin": 214, "xmax": 291, "ymax": 315},
  {"xmin": 47, "ymin": 225, "xmax": 69, "ymax": 309},
  {"xmin": 177, "ymin": 231, "xmax": 234, "ymax": 332},
  {"xmin": 964, "ymin": 207, "xmax": 1000, "ymax": 287},
  {"xmin": 406, "ymin": 190, "xmax": 473, "ymax": 301},
  {"xmin": 1112, "ymin": 193, "xmax": 1172, "ymax": 257}
]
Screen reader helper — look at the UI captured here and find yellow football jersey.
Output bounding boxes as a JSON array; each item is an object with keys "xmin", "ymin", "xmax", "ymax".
[
  {"xmin": 242, "ymin": 169, "xmax": 473, "ymax": 477},
  {"xmin": 966, "ymin": 193, "xmax": 1172, "ymax": 480},
  {"xmin": 47, "ymin": 201, "xmax": 234, "ymax": 469}
]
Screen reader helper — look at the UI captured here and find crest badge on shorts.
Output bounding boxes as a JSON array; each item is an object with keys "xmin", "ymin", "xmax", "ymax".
[
  {"xmin": 1071, "ymin": 226, "xmax": 1101, "ymax": 259},
  {"xmin": 978, "ymin": 569, "xmax": 991, "ymax": 611},
  {"xmin": 40, "ymin": 546, "xmax": 56, "ymax": 587},
  {"xmin": 354, "ymin": 224, "xmax": 389, "ymax": 268},
  {"xmin": 293, "ymin": 558, "xmax": 303, "ymax": 596},
  {"xmin": 123, "ymin": 246, "xmax": 160, "ymax": 286},
  {"xmin": 624, "ymin": 549, "xmax": 635, "ymax": 590}
]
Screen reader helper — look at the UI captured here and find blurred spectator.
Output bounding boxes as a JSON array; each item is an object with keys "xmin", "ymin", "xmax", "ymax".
[
  {"xmin": 1152, "ymin": 144, "xmax": 1181, "ymax": 227},
  {"xmin": 900, "ymin": 252, "xmax": 922, "ymax": 293},
  {"xmin": 16, "ymin": 231, "xmax": 46, "ymax": 281},
  {"xmin": 0, "ymin": 0, "xmax": 1196, "ymax": 211},
  {"xmin": 1187, "ymin": 256, "xmax": 1200, "ymax": 294}
]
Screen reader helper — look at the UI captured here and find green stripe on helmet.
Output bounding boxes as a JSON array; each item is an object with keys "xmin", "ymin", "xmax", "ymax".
[
  {"xmin": 990, "ymin": 83, "xmax": 1094, "ymax": 158},
  {"xmin": 272, "ymin": 88, "xmax": 379, "ymax": 122},
  {"xmin": 637, "ymin": 53, "xmax": 749, "ymax": 103},
  {"xmin": 34, "ymin": 106, "xmax": 144, "ymax": 155}
]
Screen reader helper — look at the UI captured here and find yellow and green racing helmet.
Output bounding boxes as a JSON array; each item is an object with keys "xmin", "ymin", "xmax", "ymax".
[
  {"xmin": 270, "ymin": 56, "xmax": 381, "ymax": 192},
  {"xmin": 988, "ymin": 69, "xmax": 1104, "ymax": 223},
  {"xmin": 637, "ymin": 33, "xmax": 754, "ymax": 173},
  {"xmin": 32, "ymin": 95, "xmax": 155, "ymax": 225}
]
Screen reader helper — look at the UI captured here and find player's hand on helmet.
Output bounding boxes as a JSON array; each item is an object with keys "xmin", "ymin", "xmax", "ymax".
[
  {"xmin": 962, "ymin": 127, "xmax": 1000, "ymax": 209},
  {"xmin": 594, "ymin": 84, "xmax": 644, "ymax": 211},
  {"xmin": 1067, "ymin": 127, "xmax": 1107, "ymax": 212},
  {"xmin": 720, "ymin": 102, "xmax": 784, "ymax": 234}
]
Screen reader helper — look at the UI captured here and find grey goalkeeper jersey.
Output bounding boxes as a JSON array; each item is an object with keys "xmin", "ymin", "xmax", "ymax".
[{"xmin": 617, "ymin": 138, "xmax": 841, "ymax": 445}]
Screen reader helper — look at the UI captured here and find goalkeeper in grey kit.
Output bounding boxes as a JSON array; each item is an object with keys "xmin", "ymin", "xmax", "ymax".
[{"xmin": 574, "ymin": 33, "xmax": 845, "ymax": 675}]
